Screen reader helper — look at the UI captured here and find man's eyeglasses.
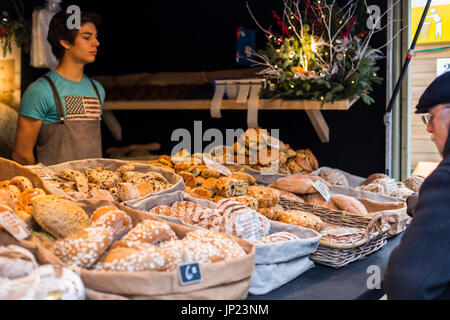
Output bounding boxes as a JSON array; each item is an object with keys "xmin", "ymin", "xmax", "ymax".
[{"xmin": 421, "ymin": 114, "xmax": 432, "ymax": 125}]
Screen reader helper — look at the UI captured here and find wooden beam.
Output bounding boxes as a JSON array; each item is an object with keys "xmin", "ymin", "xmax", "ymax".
[{"xmin": 305, "ymin": 110, "xmax": 330, "ymax": 143}]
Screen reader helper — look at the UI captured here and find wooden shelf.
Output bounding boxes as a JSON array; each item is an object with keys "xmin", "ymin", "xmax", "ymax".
[{"xmin": 103, "ymin": 98, "xmax": 358, "ymax": 111}]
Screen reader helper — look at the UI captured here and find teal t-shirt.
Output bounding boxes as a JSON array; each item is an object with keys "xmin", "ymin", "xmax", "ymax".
[{"xmin": 19, "ymin": 70, "xmax": 106, "ymax": 125}]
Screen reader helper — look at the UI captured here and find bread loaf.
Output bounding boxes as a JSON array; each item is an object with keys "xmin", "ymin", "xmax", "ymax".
[
  {"xmin": 331, "ymin": 194, "xmax": 369, "ymax": 216},
  {"xmin": 215, "ymin": 177, "xmax": 249, "ymax": 197},
  {"xmin": 90, "ymin": 206, "xmax": 132, "ymax": 240},
  {"xmin": 54, "ymin": 227, "xmax": 114, "ymax": 268},
  {"xmin": 231, "ymin": 195, "xmax": 258, "ymax": 210},
  {"xmin": 122, "ymin": 220, "xmax": 177, "ymax": 245},
  {"xmin": 187, "ymin": 187, "xmax": 213, "ymax": 199},
  {"xmin": 271, "ymin": 174, "xmax": 332, "ymax": 194},
  {"xmin": 363, "ymin": 173, "xmax": 390, "ymax": 186},
  {"xmin": 278, "ymin": 210, "xmax": 323, "ymax": 232},
  {"xmin": 278, "ymin": 190, "xmax": 305, "ymax": 203},
  {"xmin": 257, "ymin": 205, "xmax": 284, "ymax": 220},
  {"xmin": 247, "ymin": 186, "xmax": 280, "ymax": 208},
  {"xmin": 95, "ymin": 240, "xmax": 168, "ymax": 272},
  {"xmin": 305, "ymin": 193, "xmax": 338, "ymax": 210},
  {"xmin": 0, "ymin": 188, "xmax": 16, "ymax": 210},
  {"xmin": 178, "ymin": 171, "xmax": 196, "ymax": 188},
  {"xmin": 9, "ymin": 176, "xmax": 33, "ymax": 192},
  {"xmin": 0, "ymin": 245, "xmax": 37, "ymax": 279},
  {"xmin": 319, "ymin": 169, "xmax": 349, "ymax": 186},
  {"xmin": 31, "ymin": 195, "xmax": 90, "ymax": 239},
  {"xmin": 228, "ymin": 171, "xmax": 256, "ymax": 185},
  {"xmin": 18, "ymin": 188, "xmax": 46, "ymax": 208},
  {"xmin": 404, "ymin": 175, "xmax": 424, "ymax": 193}
]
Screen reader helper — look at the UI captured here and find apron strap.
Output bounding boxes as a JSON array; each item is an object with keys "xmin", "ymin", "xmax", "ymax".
[
  {"xmin": 42, "ymin": 75, "xmax": 65, "ymax": 124},
  {"xmin": 88, "ymin": 78, "xmax": 102, "ymax": 106}
]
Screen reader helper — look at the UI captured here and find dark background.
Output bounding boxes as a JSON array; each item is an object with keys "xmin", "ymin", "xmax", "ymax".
[{"xmin": 2, "ymin": 0, "xmax": 388, "ymax": 177}]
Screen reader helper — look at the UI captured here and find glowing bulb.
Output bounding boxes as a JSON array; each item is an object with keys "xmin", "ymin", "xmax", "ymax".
[{"xmin": 351, "ymin": 81, "xmax": 355, "ymax": 84}]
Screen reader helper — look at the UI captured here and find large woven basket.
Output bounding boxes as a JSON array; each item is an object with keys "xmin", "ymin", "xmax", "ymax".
[{"xmin": 279, "ymin": 199, "xmax": 390, "ymax": 268}]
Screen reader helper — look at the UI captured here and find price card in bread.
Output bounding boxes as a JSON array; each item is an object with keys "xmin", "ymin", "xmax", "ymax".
[
  {"xmin": 203, "ymin": 157, "xmax": 232, "ymax": 176},
  {"xmin": 178, "ymin": 262, "xmax": 203, "ymax": 286},
  {"xmin": 0, "ymin": 205, "xmax": 32, "ymax": 241},
  {"xmin": 383, "ymin": 178, "xmax": 398, "ymax": 196},
  {"xmin": 25, "ymin": 164, "xmax": 55, "ymax": 180},
  {"xmin": 313, "ymin": 180, "xmax": 333, "ymax": 202},
  {"xmin": 234, "ymin": 210, "xmax": 264, "ymax": 241}
]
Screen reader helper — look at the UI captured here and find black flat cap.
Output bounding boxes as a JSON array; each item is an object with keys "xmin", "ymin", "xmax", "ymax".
[{"xmin": 416, "ymin": 71, "xmax": 450, "ymax": 114}]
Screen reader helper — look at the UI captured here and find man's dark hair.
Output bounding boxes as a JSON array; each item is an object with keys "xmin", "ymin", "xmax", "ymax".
[{"xmin": 47, "ymin": 10, "xmax": 101, "ymax": 60}]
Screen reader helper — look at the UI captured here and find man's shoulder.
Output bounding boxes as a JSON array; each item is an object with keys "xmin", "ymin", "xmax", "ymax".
[{"xmin": 24, "ymin": 73, "xmax": 54, "ymax": 96}]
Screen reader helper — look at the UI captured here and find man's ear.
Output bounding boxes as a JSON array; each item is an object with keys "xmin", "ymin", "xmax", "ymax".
[{"xmin": 59, "ymin": 39, "xmax": 72, "ymax": 50}]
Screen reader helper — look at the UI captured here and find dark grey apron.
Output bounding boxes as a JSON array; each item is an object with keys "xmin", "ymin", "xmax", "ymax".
[{"xmin": 36, "ymin": 75, "xmax": 103, "ymax": 166}]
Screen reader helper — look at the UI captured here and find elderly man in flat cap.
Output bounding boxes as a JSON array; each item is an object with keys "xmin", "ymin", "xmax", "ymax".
[{"xmin": 384, "ymin": 71, "xmax": 450, "ymax": 300}]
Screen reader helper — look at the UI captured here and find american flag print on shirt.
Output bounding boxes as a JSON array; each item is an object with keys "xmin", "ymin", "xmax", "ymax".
[{"xmin": 64, "ymin": 96, "xmax": 101, "ymax": 121}]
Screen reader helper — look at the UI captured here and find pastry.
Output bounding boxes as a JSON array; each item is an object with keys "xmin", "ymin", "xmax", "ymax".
[
  {"xmin": 0, "ymin": 188, "xmax": 16, "ymax": 210},
  {"xmin": 94, "ymin": 240, "xmax": 168, "ymax": 272},
  {"xmin": 90, "ymin": 206, "xmax": 133, "ymax": 240},
  {"xmin": 201, "ymin": 168, "xmax": 221, "ymax": 179},
  {"xmin": 331, "ymin": 194, "xmax": 369, "ymax": 216},
  {"xmin": 31, "ymin": 195, "xmax": 90, "ymax": 239},
  {"xmin": 363, "ymin": 173, "xmax": 390, "ymax": 186},
  {"xmin": 231, "ymin": 195, "xmax": 258, "ymax": 210},
  {"xmin": 117, "ymin": 183, "xmax": 141, "ymax": 202},
  {"xmin": 257, "ymin": 205, "xmax": 284, "ymax": 220},
  {"xmin": 85, "ymin": 168, "xmax": 119, "ymax": 189},
  {"xmin": 187, "ymin": 187, "xmax": 213, "ymax": 199},
  {"xmin": 178, "ymin": 171, "xmax": 196, "ymax": 188},
  {"xmin": 53, "ymin": 226, "xmax": 114, "ymax": 268},
  {"xmin": 390, "ymin": 187, "xmax": 415, "ymax": 201},
  {"xmin": 135, "ymin": 182, "xmax": 154, "ymax": 197},
  {"xmin": 18, "ymin": 188, "xmax": 46, "ymax": 208},
  {"xmin": 215, "ymin": 177, "xmax": 249, "ymax": 197},
  {"xmin": 195, "ymin": 176, "xmax": 205, "ymax": 187},
  {"xmin": 201, "ymin": 178, "xmax": 218, "ymax": 193},
  {"xmin": 404, "ymin": 175, "xmax": 424, "ymax": 193},
  {"xmin": 121, "ymin": 220, "xmax": 176, "ymax": 245},
  {"xmin": 57, "ymin": 169, "xmax": 89, "ymax": 194},
  {"xmin": 9, "ymin": 176, "xmax": 34, "ymax": 192},
  {"xmin": 228, "ymin": 171, "xmax": 256, "ymax": 185},
  {"xmin": 278, "ymin": 210, "xmax": 323, "ymax": 232},
  {"xmin": 247, "ymin": 186, "xmax": 280, "ymax": 208},
  {"xmin": 319, "ymin": 169, "xmax": 349, "ymax": 186}
]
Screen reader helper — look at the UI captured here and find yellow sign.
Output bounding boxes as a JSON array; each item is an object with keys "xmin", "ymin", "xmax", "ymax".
[{"xmin": 412, "ymin": 4, "xmax": 450, "ymax": 44}]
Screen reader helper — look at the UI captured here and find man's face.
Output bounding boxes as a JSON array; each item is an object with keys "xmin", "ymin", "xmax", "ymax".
[
  {"xmin": 426, "ymin": 104, "xmax": 450, "ymax": 156},
  {"xmin": 62, "ymin": 22, "xmax": 99, "ymax": 64}
]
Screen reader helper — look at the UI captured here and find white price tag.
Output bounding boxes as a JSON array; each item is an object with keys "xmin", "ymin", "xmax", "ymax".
[
  {"xmin": 234, "ymin": 211, "xmax": 264, "ymax": 241},
  {"xmin": 313, "ymin": 180, "xmax": 333, "ymax": 202},
  {"xmin": 203, "ymin": 157, "xmax": 232, "ymax": 176},
  {"xmin": 0, "ymin": 206, "xmax": 31, "ymax": 241},
  {"xmin": 383, "ymin": 179, "xmax": 398, "ymax": 196},
  {"xmin": 25, "ymin": 164, "xmax": 55, "ymax": 180}
]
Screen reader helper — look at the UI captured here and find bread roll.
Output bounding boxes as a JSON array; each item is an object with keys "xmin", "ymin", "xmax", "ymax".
[
  {"xmin": 94, "ymin": 240, "xmax": 168, "ymax": 272},
  {"xmin": 330, "ymin": 194, "xmax": 369, "ymax": 216},
  {"xmin": 0, "ymin": 188, "xmax": 16, "ymax": 210},
  {"xmin": 122, "ymin": 220, "xmax": 176, "ymax": 245},
  {"xmin": 87, "ymin": 188, "xmax": 115, "ymax": 201},
  {"xmin": 90, "ymin": 206, "xmax": 132, "ymax": 240},
  {"xmin": 31, "ymin": 195, "xmax": 90, "ymax": 239},
  {"xmin": 187, "ymin": 187, "xmax": 213, "ymax": 199},
  {"xmin": 9, "ymin": 176, "xmax": 33, "ymax": 192},
  {"xmin": 54, "ymin": 227, "xmax": 113, "ymax": 268},
  {"xmin": 178, "ymin": 171, "xmax": 196, "ymax": 188},
  {"xmin": 247, "ymin": 186, "xmax": 280, "ymax": 208},
  {"xmin": 231, "ymin": 195, "xmax": 258, "ymax": 210},
  {"xmin": 117, "ymin": 183, "xmax": 141, "ymax": 202},
  {"xmin": 257, "ymin": 205, "xmax": 284, "ymax": 220},
  {"xmin": 278, "ymin": 210, "xmax": 323, "ymax": 232},
  {"xmin": 271, "ymin": 174, "xmax": 332, "ymax": 194},
  {"xmin": 363, "ymin": 173, "xmax": 390, "ymax": 186},
  {"xmin": 215, "ymin": 177, "xmax": 249, "ymax": 197},
  {"xmin": 305, "ymin": 193, "xmax": 338, "ymax": 210},
  {"xmin": 201, "ymin": 168, "xmax": 221, "ymax": 179},
  {"xmin": 18, "ymin": 188, "xmax": 46, "ymax": 208},
  {"xmin": 0, "ymin": 245, "xmax": 36, "ymax": 279},
  {"xmin": 229, "ymin": 171, "xmax": 256, "ymax": 185},
  {"xmin": 319, "ymin": 169, "xmax": 349, "ymax": 186}
]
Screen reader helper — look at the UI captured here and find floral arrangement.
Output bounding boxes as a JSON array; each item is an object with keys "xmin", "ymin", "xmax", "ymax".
[
  {"xmin": 246, "ymin": 0, "xmax": 396, "ymax": 105},
  {"xmin": 0, "ymin": 0, "xmax": 31, "ymax": 57}
]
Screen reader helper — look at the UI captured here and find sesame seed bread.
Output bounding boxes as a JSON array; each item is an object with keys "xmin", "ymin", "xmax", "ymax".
[
  {"xmin": 121, "ymin": 220, "xmax": 177, "ymax": 245},
  {"xmin": 9, "ymin": 176, "xmax": 33, "ymax": 192},
  {"xmin": 54, "ymin": 226, "xmax": 114, "ymax": 268},
  {"xmin": 257, "ymin": 205, "xmax": 284, "ymax": 221},
  {"xmin": 31, "ymin": 195, "xmax": 90, "ymax": 239},
  {"xmin": 94, "ymin": 241, "xmax": 168, "ymax": 272},
  {"xmin": 90, "ymin": 206, "xmax": 133, "ymax": 240}
]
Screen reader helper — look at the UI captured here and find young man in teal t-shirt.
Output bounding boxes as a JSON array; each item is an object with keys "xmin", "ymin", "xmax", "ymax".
[{"xmin": 12, "ymin": 10, "xmax": 105, "ymax": 166}]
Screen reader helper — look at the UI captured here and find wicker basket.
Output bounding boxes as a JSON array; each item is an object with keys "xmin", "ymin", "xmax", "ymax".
[{"xmin": 279, "ymin": 199, "xmax": 390, "ymax": 268}]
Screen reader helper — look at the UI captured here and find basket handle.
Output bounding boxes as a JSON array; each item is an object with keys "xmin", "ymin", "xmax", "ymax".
[{"xmin": 364, "ymin": 213, "xmax": 384, "ymax": 242}]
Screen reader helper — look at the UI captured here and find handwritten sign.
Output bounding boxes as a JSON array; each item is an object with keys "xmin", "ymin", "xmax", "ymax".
[
  {"xmin": 0, "ymin": 206, "xmax": 31, "ymax": 241},
  {"xmin": 313, "ymin": 180, "xmax": 333, "ymax": 202}
]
